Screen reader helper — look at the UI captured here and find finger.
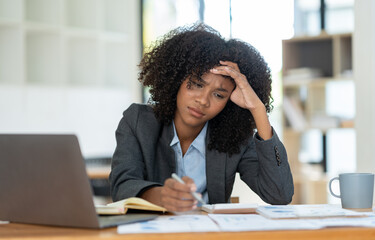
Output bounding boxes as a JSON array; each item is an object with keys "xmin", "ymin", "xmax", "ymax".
[
  {"xmin": 219, "ymin": 60, "xmax": 240, "ymax": 71},
  {"xmin": 160, "ymin": 188, "xmax": 198, "ymax": 212},
  {"xmin": 166, "ymin": 188, "xmax": 197, "ymax": 201},
  {"xmin": 164, "ymin": 178, "xmax": 192, "ymax": 192},
  {"xmin": 162, "ymin": 198, "xmax": 197, "ymax": 212},
  {"xmin": 181, "ymin": 176, "xmax": 197, "ymax": 192},
  {"xmin": 211, "ymin": 66, "xmax": 244, "ymax": 83},
  {"xmin": 164, "ymin": 203, "xmax": 197, "ymax": 212},
  {"xmin": 212, "ymin": 66, "xmax": 251, "ymax": 92},
  {"xmin": 161, "ymin": 192, "xmax": 197, "ymax": 206},
  {"xmin": 163, "ymin": 179, "xmax": 196, "ymax": 201}
]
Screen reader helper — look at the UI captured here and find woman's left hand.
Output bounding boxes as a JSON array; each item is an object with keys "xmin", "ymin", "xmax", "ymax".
[
  {"xmin": 210, "ymin": 60, "xmax": 263, "ymax": 112},
  {"xmin": 211, "ymin": 60, "xmax": 273, "ymax": 140}
]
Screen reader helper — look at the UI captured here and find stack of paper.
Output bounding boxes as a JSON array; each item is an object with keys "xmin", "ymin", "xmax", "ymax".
[{"xmin": 202, "ymin": 203, "xmax": 258, "ymax": 214}]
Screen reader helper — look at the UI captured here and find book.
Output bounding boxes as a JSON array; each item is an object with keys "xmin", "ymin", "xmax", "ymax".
[
  {"xmin": 309, "ymin": 115, "xmax": 339, "ymax": 129},
  {"xmin": 256, "ymin": 204, "xmax": 367, "ymax": 219},
  {"xmin": 283, "ymin": 67, "xmax": 323, "ymax": 85},
  {"xmin": 282, "ymin": 96, "xmax": 307, "ymax": 131},
  {"xmin": 201, "ymin": 203, "xmax": 258, "ymax": 214},
  {"xmin": 95, "ymin": 197, "xmax": 167, "ymax": 215}
]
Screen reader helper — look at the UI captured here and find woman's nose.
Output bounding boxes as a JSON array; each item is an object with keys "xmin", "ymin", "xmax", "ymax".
[{"xmin": 195, "ymin": 92, "xmax": 210, "ymax": 107}]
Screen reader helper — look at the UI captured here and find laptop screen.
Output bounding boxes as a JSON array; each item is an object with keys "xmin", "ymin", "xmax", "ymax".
[{"xmin": 0, "ymin": 134, "xmax": 102, "ymax": 228}]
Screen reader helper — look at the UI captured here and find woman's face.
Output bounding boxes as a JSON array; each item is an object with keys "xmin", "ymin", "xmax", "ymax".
[{"xmin": 174, "ymin": 72, "xmax": 235, "ymax": 132}]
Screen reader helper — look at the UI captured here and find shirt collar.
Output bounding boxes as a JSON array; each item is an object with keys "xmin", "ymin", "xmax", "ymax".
[
  {"xmin": 170, "ymin": 121, "xmax": 208, "ymax": 157},
  {"xmin": 170, "ymin": 122, "xmax": 180, "ymax": 147}
]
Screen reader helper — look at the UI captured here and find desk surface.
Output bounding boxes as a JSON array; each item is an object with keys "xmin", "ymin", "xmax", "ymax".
[
  {"xmin": 86, "ymin": 165, "xmax": 111, "ymax": 179},
  {"xmin": 57, "ymin": 167, "xmax": 375, "ymax": 239},
  {"xmin": 1, "ymin": 222, "xmax": 375, "ymax": 240}
]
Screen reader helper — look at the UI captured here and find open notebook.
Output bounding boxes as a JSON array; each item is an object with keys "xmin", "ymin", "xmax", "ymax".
[{"xmin": 0, "ymin": 134, "xmax": 157, "ymax": 228}]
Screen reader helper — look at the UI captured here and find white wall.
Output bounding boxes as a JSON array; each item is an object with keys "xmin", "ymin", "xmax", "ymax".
[
  {"xmin": 354, "ymin": 0, "xmax": 375, "ymax": 172},
  {"xmin": 0, "ymin": 0, "xmax": 142, "ymax": 158}
]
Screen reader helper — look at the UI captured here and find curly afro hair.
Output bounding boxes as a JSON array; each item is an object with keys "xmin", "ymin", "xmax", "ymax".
[{"xmin": 138, "ymin": 23, "xmax": 273, "ymax": 155}]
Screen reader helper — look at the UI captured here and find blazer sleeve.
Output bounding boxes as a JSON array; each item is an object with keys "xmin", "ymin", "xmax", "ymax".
[
  {"xmin": 109, "ymin": 104, "xmax": 162, "ymax": 201},
  {"xmin": 238, "ymin": 127, "xmax": 294, "ymax": 204}
]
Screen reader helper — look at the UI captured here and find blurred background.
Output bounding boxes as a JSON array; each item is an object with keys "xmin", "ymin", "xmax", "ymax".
[{"xmin": 0, "ymin": 0, "xmax": 374, "ymax": 205}]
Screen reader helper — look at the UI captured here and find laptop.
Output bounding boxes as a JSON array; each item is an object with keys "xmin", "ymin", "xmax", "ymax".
[{"xmin": 0, "ymin": 134, "xmax": 157, "ymax": 229}]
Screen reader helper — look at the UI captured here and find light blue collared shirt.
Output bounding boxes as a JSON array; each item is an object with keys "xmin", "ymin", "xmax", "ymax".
[{"xmin": 170, "ymin": 122, "xmax": 209, "ymax": 204}]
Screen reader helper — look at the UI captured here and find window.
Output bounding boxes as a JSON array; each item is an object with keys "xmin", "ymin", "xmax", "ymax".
[{"xmin": 294, "ymin": 0, "xmax": 354, "ymax": 36}]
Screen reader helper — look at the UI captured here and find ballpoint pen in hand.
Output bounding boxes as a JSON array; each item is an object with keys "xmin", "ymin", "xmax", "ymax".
[{"xmin": 171, "ymin": 173, "xmax": 206, "ymax": 205}]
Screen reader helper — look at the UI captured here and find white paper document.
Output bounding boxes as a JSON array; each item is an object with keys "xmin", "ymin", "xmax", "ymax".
[
  {"xmin": 208, "ymin": 214, "xmax": 320, "ymax": 231},
  {"xmin": 209, "ymin": 214, "xmax": 375, "ymax": 232},
  {"xmin": 117, "ymin": 205, "xmax": 375, "ymax": 234},
  {"xmin": 256, "ymin": 204, "xmax": 367, "ymax": 219},
  {"xmin": 117, "ymin": 215, "xmax": 220, "ymax": 234},
  {"xmin": 306, "ymin": 216, "xmax": 375, "ymax": 228}
]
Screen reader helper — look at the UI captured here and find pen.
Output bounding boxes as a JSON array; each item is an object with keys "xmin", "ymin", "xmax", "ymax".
[{"xmin": 171, "ymin": 173, "xmax": 206, "ymax": 205}]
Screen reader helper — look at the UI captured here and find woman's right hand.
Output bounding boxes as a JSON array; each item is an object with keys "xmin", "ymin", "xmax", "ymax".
[{"xmin": 141, "ymin": 176, "xmax": 199, "ymax": 212}]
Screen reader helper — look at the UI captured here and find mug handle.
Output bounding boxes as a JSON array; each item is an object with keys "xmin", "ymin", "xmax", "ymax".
[{"xmin": 329, "ymin": 177, "xmax": 341, "ymax": 198}]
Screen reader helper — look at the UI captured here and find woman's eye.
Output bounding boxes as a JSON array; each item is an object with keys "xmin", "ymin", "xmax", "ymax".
[
  {"xmin": 193, "ymin": 81, "xmax": 203, "ymax": 88},
  {"xmin": 214, "ymin": 93, "xmax": 224, "ymax": 99},
  {"xmin": 188, "ymin": 80, "xmax": 203, "ymax": 88}
]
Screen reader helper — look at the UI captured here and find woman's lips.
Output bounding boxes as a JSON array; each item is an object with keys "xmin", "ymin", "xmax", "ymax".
[{"xmin": 188, "ymin": 107, "xmax": 205, "ymax": 118}]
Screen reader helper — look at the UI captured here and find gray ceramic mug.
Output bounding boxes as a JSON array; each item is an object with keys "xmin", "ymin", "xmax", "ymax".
[{"xmin": 329, "ymin": 173, "xmax": 374, "ymax": 210}]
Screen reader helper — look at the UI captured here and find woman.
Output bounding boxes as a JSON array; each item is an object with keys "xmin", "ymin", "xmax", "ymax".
[{"xmin": 109, "ymin": 23, "xmax": 294, "ymax": 212}]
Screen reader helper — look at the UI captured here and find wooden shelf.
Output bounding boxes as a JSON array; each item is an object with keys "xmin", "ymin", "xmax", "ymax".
[{"xmin": 282, "ymin": 33, "xmax": 354, "ymax": 204}]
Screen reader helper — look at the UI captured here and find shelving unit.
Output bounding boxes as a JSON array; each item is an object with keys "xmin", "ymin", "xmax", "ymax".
[
  {"xmin": 0, "ymin": 0, "xmax": 139, "ymax": 86},
  {"xmin": 0, "ymin": 0, "xmax": 141, "ymax": 157},
  {"xmin": 282, "ymin": 33, "xmax": 354, "ymax": 204}
]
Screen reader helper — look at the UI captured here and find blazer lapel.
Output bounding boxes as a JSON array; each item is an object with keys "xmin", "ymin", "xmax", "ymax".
[
  {"xmin": 206, "ymin": 144, "xmax": 227, "ymax": 204},
  {"xmin": 159, "ymin": 123, "xmax": 176, "ymax": 174}
]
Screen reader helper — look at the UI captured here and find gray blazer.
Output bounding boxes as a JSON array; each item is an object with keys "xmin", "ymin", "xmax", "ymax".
[{"xmin": 110, "ymin": 104, "xmax": 294, "ymax": 204}]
